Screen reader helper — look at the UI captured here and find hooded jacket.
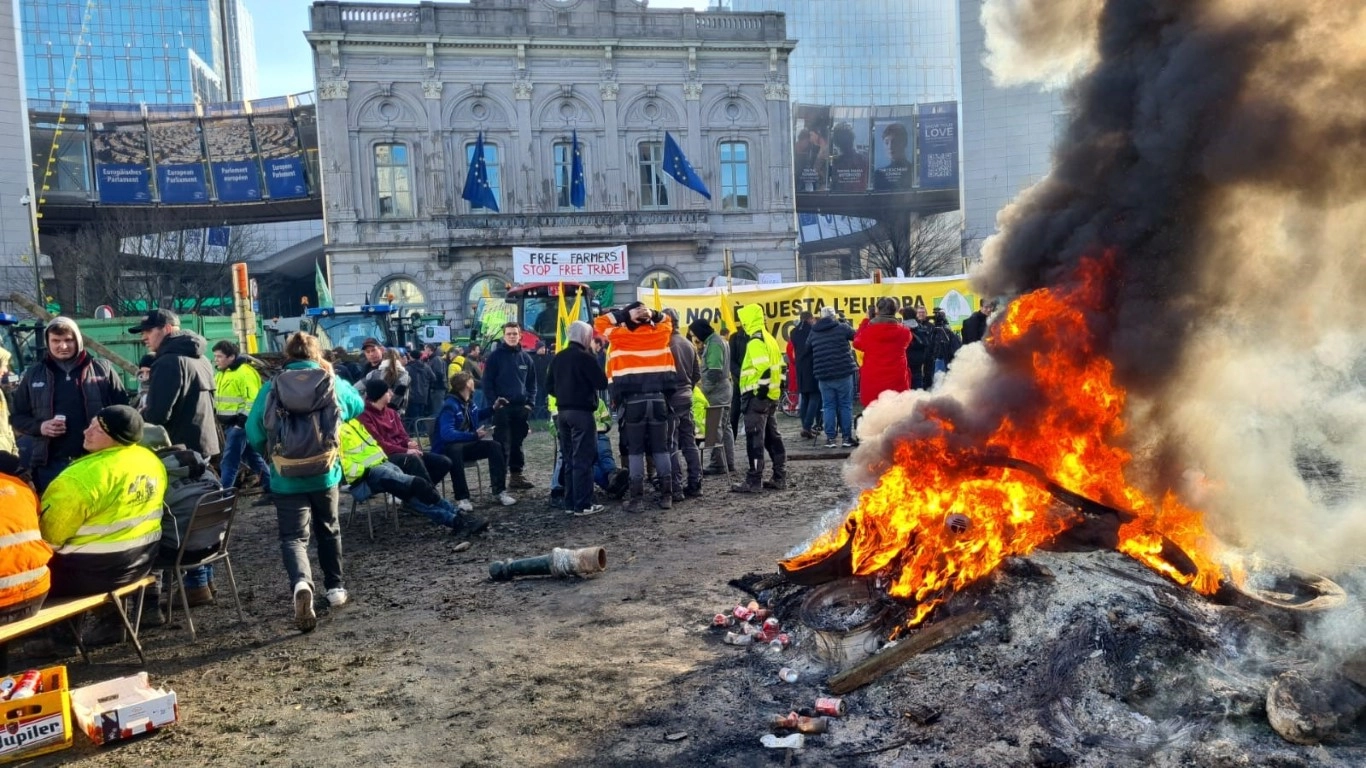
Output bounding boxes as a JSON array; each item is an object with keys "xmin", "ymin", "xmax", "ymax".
[
  {"xmin": 853, "ymin": 317, "xmax": 912, "ymax": 406},
  {"xmin": 807, "ymin": 316, "xmax": 857, "ymax": 382},
  {"xmin": 688, "ymin": 319, "xmax": 732, "ymax": 408},
  {"xmin": 145, "ymin": 330, "xmax": 221, "ymax": 457},
  {"xmin": 11, "ymin": 318, "xmax": 128, "ymax": 467},
  {"xmin": 0, "ymin": 473, "xmax": 51, "ymax": 609},
  {"xmin": 737, "ymin": 305, "xmax": 783, "ymax": 400},
  {"xmin": 214, "ymin": 355, "xmax": 264, "ymax": 428},
  {"xmin": 788, "ymin": 320, "xmax": 819, "ymax": 393},
  {"xmin": 432, "ymin": 393, "xmax": 490, "ymax": 453}
]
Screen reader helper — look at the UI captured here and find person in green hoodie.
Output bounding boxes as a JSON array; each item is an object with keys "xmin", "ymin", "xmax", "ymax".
[
  {"xmin": 731, "ymin": 304, "xmax": 787, "ymax": 494},
  {"xmin": 247, "ymin": 332, "xmax": 364, "ymax": 633}
]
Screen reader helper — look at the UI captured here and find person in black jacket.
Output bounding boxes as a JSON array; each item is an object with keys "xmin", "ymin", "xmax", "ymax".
[
  {"xmin": 10, "ymin": 316, "xmax": 128, "ymax": 493},
  {"xmin": 960, "ymin": 299, "xmax": 997, "ymax": 345},
  {"xmin": 481, "ymin": 323, "xmax": 537, "ymax": 489},
  {"xmin": 807, "ymin": 307, "xmax": 858, "ymax": 447},
  {"xmin": 902, "ymin": 305, "xmax": 932, "ymax": 390},
  {"xmin": 131, "ymin": 310, "xmax": 220, "ymax": 459},
  {"xmin": 545, "ymin": 321, "xmax": 609, "ymax": 516},
  {"xmin": 789, "ymin": 311, "xmax": 822, "ymax": 438},
  {"xmin": 727, "ymin": 325, "xmax": 748, "ymax": 437}
]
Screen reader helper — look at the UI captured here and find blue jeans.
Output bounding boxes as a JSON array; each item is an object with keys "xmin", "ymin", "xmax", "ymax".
[
  {"xmin": 799, "ymin": 391, "xmax": 823, "ymax": 432},
  {"xmin": 551, "ymin": 433, "xmax": 618, "ymax": 493},
  {"xmin": 354, "ymin": 462, "xmax": 457, "ymax": 527},
  {"xmin": 220, "ymin": 426, "xmax": 271, "ymax": 493},
  {"xmin": 818, "ymin": 376, "xmax": 855, "ymax": 442}
]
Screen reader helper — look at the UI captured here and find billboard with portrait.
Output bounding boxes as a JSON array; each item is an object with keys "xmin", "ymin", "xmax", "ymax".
[
  {"xmin": 871, "ymin": 117, "xmax": 916, "ymax": 192},
  {"xmin": 827, "ymin": 113, "xmax": 871, "ymax": 193}
]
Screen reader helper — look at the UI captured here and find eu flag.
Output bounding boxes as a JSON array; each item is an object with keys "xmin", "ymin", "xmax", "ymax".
[
  {"xmin": 570, "ymin": 129, "xmax": 586, "ymax": 208},
  {"xmin": 662, "ymin": 131, "xmax": 711, "ymax": 200},
  {"xmin": 461, "ymin": 132, "xmax": 499, "ymax": 212}
]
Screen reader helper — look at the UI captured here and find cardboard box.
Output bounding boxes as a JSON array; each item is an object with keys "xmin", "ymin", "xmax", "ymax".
[
  {"xmin": 70, "ymin": 673, "xmax": 178, "ymax": 746},
  {"xmin": 0, "ymin": 665, "xmax": 74, "ymax": 764}
]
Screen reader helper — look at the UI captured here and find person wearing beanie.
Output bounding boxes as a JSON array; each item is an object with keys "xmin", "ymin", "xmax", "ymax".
[
  {"xmin": 40, "ymin": 405, "xmax": 166, "ymax": 602},
  {"xmin": 357, "ymin": 377, "xmax": 453, "ymax": 491},
  {"xmin": 545, "ymin": 321, "xmax": 609, "ymax": 516},
  {"xmin": 11, "ymin": 316, "xmax": 128, "ymax": 493},
  {"xmin": 687, "ymin": 318, "xmax": 735, "ymax": 476}
]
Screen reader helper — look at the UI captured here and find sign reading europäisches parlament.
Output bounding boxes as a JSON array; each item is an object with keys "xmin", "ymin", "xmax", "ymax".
[{"xmin": 512, "ymin": 245, "xmax": 629, "ymax": 282}]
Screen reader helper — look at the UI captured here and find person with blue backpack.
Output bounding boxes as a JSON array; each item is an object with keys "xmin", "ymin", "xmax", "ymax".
[{"xmin": 247, "ymin": 332, "xmax": 364, "ymax": 633}]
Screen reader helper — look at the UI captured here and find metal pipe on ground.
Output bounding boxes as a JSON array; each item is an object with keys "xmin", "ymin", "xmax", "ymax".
[{"xmin": 488, "ymin": 547, "xmax": 607, "ymax": 581}]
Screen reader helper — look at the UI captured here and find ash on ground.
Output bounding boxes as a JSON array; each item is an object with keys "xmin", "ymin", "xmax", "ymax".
[{"xmin": 680, "ymin": 549, "xmax": 1365, "ymax": 768}]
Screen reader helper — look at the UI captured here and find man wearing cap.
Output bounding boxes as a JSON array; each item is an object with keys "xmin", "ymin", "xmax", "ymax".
[
  {"xmin": 359, "ymin": 337, "xmax": 385, "ymax": 377},
  {"xmin": 40, "ymin": 405, "xmax": 166, "ymax": 599},
  {"xmin": 11, "ymin": 317, "xmax": 128, "ymax": 493},
  {"xmin": 129, "ymin": 309, "xmax": 220, "ymax": 459}
]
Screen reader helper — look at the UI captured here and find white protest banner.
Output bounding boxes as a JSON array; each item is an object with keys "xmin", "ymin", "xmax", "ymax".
[{"xmin": 512, "ymin": 245, "xmax": 628, "ymax": 282}]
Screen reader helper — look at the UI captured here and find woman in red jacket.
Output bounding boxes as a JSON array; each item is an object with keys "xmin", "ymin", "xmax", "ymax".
[
  {"xmin": 853, "ymin": 298, "xmax": 912, "ymax": 407},
  {"xmin": 357, "ymin": 379, "xmax": 453, "ymax": 493}
]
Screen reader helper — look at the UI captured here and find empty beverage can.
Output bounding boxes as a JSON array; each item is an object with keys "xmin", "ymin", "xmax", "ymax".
[{"xmin": 815, "ymin": 696, "xmax": 846, "ymax": 717}]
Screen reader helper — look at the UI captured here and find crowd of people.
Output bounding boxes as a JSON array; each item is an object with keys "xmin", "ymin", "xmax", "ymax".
[{"xmin": 0, "ymin": 295, "xmax": 994, "ymax": 640}]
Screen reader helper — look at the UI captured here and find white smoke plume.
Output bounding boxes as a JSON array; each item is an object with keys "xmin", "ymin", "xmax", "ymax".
[{"xmin": 858, "ymin": 0, "xmax": 1366, "ymax": 576}]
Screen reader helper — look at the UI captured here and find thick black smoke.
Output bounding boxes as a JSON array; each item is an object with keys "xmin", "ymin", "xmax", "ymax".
[{"xmin": 855, "ymin": 0, "xmax": 1366, "ymax": 573}]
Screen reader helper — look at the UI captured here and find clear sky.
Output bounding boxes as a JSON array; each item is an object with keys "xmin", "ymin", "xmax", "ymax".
[{"xmin": 246, "ymin": 0, "xmax": 706, "ymax": 98}]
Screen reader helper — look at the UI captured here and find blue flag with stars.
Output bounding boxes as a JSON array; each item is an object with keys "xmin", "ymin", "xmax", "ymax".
[
  {"xmin": 570, "ymin": 129, "xmax": 586, "ymax": 208},
  {"xmin": 662, "ymin": 131, "xmax": 711, "ymax": 200},
  {"xmin": 461, "ymin": 132, "xmax": 499, "ymax": 212}
]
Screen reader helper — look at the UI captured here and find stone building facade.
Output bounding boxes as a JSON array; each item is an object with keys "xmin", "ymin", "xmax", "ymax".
[{"xmin": 307, "ymin": 0, "xmax": 798, "ymax": 326}]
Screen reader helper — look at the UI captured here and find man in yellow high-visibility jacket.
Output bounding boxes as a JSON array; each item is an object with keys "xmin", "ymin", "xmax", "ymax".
[
  {"xmin": 40, "ymin": 405, "xmax": 166, "ymax": 599},
  {"xmin": 731, "ymin": 304, "xmax": 787, "ymax": 494},
  {"xmin": 212, "ymin": 340, "xmax": 271, "ymax": 499}
]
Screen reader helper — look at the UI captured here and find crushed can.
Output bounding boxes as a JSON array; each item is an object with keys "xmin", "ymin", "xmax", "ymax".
[
  {"xmin": 723, "ymin": 631, "xmax": 753, "ymax": 646},
  {"xmin": 815, "ymin": 696, "xmax": 846, "ymax": 717}
]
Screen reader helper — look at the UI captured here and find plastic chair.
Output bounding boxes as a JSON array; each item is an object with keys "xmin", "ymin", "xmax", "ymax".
[{"xmin": 164, "ymin": 488, "xmax": 245, "ymax": 641}]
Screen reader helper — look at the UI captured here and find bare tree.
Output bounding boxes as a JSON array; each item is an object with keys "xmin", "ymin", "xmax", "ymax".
[{"xmin": 861, "ymin": 211, "xmax": 980, "ymax": 278}]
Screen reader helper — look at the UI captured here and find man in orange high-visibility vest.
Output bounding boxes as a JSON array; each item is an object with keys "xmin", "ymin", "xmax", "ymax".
[{"xmin": 595, "ymin": 302, "xmax": 677, "ymax": 514}]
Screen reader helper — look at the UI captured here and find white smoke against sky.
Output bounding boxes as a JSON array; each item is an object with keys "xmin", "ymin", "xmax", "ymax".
[{"xmin": 856, "ymin": 0, "xmax": 1366, "ymax": 576}]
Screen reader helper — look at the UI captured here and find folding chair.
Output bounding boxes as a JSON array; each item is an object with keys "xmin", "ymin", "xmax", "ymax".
[
  {"xmin": 164, "ymin": 489, "xmax": 245, "ymax": 641},
  {"xmin": 345, "ymin": 487, "xmax": 398, "ymax": 541},
  {"xmin": 413, "ymin": 418, "xmax": 436, "ymax": 450}
]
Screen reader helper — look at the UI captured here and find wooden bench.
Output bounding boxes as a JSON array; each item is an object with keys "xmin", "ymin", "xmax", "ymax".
[{"xmin": 0, "ymin": 575, "xmax": 157, "ymax": 670}]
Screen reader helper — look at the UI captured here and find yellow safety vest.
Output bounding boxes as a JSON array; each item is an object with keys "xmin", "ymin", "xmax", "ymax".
[
  {"xmin": 215, "ymin": 361, "xmax": 263, "ymax": 419},
  {"xmin": 40, "ymin": 445, "xmax": 166, "ymax": 556},
  {"xmin": 339, "ymin": 419, "xmax": 387, "ymax": 485}
]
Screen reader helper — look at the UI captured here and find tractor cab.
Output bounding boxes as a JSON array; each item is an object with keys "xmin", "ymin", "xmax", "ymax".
[
  {"xmin": 483, "ymin": 283, "xmax": 594, "ymax": 349},
  {"xmin": 302, "ymin": 304, "xmax": 398, "ymax": 352}
]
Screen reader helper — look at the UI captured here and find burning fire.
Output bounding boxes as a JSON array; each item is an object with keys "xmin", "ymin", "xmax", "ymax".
[{"xmin": 783, "ymin": 255, "xmax": 1225, "ymax": 627}]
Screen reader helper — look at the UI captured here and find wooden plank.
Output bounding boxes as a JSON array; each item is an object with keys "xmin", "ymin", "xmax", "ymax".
[
  {"xmin": 826, "ymin": 610, "xmax": 987, "ymax": 695},
  {"xmin": 0, "ymin": 575, "xmax": 156, "ymax": 643}
]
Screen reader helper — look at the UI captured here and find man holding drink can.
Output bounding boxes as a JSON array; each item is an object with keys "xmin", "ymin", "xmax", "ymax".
[{"xmin": 10, "ymin": 317, "xmax": 128, "ymax": 493}]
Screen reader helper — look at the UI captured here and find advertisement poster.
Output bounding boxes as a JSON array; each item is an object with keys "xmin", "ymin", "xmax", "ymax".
[
  {"xmin": 918, "ymin": 102, "xmax": 959, "ymax": 190},
  {"xmin": 91, "ymin": 106, "xmax": 153, "ymax": 205},
  {"xmin": 512, "ymin": 245, "xmax": 629, "ymax": 282},
  {"xmin": 872, "ymin": 117, "xmax": 916, "ymax": 192},
  {"xmin": 793, "ymin": 104, "xmax": 832, "ymax": 193},
  {"xmin": 828, "ymin": 116, "xmax": 871, "ymax": 193},
  {"xmin": 264, "ymin": 156, "xmax": 308, "ymax": 199},
  {"xmin": 156, "ymin": 164, "xmax": 208, "ymax": 204},
  {"xmin": 96, "ymin": 164, "xmax": 151, "ymax": 204},
  {"xmin": 211, "ymin": 160, "xmax": 262, "ymax": 202}
]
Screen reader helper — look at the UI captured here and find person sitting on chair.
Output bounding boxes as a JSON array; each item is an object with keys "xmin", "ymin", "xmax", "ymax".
[
  {"xmin": 340, "ymin": 418, "xmax": 487, "ymax": 538},
  {"xmin": 357, "ymin": 379, "xmax": 452, "ymax": 491},
  {"xmin": 39, "ymin": 406, "xmax": 166, "ymax": 644},
  {"xmin": 432, "ymin": 372, "xmax": 517, "ymax": 511},
  {"xmin": 0, "ymin": 452, "xmax": 51, "ymax": 625}
]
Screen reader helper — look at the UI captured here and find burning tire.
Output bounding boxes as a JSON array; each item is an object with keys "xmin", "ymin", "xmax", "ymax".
[{"xmin": 1216, "ymin": 566, "xmax": 1346, "ymax": 615}]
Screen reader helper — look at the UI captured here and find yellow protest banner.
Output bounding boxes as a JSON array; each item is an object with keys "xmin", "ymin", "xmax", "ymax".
[{"xmin": 645, "ymin": 276, "xmax": 978, "ymax": 341}]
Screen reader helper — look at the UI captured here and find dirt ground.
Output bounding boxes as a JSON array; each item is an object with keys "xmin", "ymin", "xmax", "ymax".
[{"xmin": 15, "ymin": 418, "xmax": 1365, "ymax": 767}]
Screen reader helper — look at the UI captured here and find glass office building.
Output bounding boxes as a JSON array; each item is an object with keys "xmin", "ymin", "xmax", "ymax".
[
  {"xmin": 20, "ymin": 0, "xmax": 258, "ymax": 109},
  {"xmin": 726, "ymin": 0, "xmax": 958, "ymax": 106}
]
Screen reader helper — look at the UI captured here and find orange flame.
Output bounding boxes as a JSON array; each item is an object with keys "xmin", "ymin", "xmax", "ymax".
[{"xmin": 782, "ymin": 255, "xmax": 1223, "ymax": 625}]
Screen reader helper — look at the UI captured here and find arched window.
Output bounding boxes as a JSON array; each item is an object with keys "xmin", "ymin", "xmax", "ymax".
[
  {"xmin": 731, "ymin": 264, "xmax": 759, "ymax": 282},
  {"xmin": 464, "ymin": 273, "xmax": 509, "ymax": 326},
  {"xmin": 640, "ymin": 267, "xmax": 683, "ymax": 292},
  {"xmin": 375, "ymin": 277, "xmax": 427, "ymax": 311}
]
